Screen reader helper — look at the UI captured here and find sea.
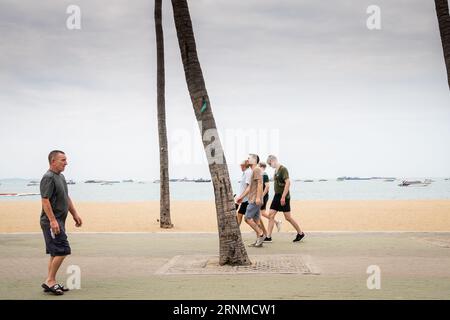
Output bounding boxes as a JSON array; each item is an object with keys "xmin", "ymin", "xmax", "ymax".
[{"xmin": 1, "ymin": 178, "xmax": 450, "ymax": 202}]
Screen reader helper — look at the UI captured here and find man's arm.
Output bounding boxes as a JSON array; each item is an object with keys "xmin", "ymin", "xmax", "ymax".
[
  {"xmin": 68, "ymin": 197, "xmax": 82, "ymax": 227},
  {"xmin": 42, "ymin": 198, "xmax": 60, "ymax": 235},
  {"xmin": 281, "ymin": 179, "xmax": 290, "ymax": 205},
  {"xmin": 263, "ymin": 182, "xmax": 270, "ymax": 197},
  {"xmin": 256, "ymin": 178, "xmax": 263, "ymax": 206}
]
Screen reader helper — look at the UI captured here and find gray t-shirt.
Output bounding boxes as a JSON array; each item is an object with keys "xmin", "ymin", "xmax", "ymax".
[{"xmin": 40, "ymin": 170, "xmax": 69, "ymax": 225}]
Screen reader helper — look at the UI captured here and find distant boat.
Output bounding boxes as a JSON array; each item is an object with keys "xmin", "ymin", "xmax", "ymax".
[
  {"xmin": 137, "ymin": 181, "xmax": 146, "ymax": 184},
  {"xmin": 27, "ymin": 183, "xmax": 39, "ymax": 187},
  {"xmin": 122, "ymin": 179, "xmax": 134, "ymax": 183},
  {"xmin": 337, "ymin": 176, "xmax": 371, "ymax": 181},
  {"xmin": 0, "ymin": 193, "xmax": 39, "ymax": 197},
  {"xmin": 303, "ymin": 180, "xmax": 314, "ymax": 183},
  {"xmin": 318, "ymin": 179, "xmax": 328, "ymax": 182},
  {"xmin": 398, "ymin": 180, "xmax": 432, "ymax": 187},
  {"xmin": 27, "ymin": 180, "xmax": 39, "ymax": 186},
  {"xmin": 85, "ymin": 180, "xmax": 119, "ymax": 184},
  {"xmin": 384, "ymin": 178, "xmax": 396, "ymax": 182},
  {"xmin": 67, "ymin": 180, "xmax": 76, "ymax": 185},
  {"xmin": 194, "ymin": 178, "xmax": 211, "ymax": 183}
]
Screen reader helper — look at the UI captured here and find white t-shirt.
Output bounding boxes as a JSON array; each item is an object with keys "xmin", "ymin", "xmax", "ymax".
[{"xmin": 239, "ymin": 168, "xmax": 252, "ymax": 202}]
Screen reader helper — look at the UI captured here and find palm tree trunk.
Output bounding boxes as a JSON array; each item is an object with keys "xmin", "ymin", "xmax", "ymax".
[
  {"xmin": 435, "ymin": 0, "xmax": 450, "ymax": 89},
  {"xmin": 171, "ymin": 0, "xmax": 250, "ymax": 265},
  {"xmin": 155, "ymin": 0, "xmax": 173, "ymax": 228}
]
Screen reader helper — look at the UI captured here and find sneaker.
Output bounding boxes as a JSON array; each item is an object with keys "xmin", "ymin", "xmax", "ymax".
[
  {"xmin": 293, "ymin": 232, "xmax": 305, "ymax": 242},
  {"xmin": 264, "ymin": 236, "xmax": 273, "ymax": 243},
  {"xmin": 276, "ymin": 220, "xmax": 282, "ymax": 232},
  {"xmin": 255, "ymin": 234, "xmax": 265, "ymax": 247}
]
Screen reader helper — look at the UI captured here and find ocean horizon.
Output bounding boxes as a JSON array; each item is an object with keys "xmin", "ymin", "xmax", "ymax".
[{"xmin": 1, "ymin": 177, "xmax": 449, "ymax": 202}]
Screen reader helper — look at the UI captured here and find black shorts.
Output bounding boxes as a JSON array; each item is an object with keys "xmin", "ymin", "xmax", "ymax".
[
  {"xmin": 261, "ymin": 194, "xmax": 269, "ymax": 210},
  {"xmin": 269, "ymin": 193, "xmax": 291, "ymax": 212},
  {"xmin": 41, "ymin": 220, "xmax": 71, "ymax": 257},
  {"xmin": 237, "ymin": 201, "xmax": 249, "ymax": 215}
]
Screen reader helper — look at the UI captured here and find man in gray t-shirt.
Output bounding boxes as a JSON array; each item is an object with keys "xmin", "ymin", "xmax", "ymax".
[{"xmin": 40, "ymin": 150, "xmax": 82, "ymax": 295}]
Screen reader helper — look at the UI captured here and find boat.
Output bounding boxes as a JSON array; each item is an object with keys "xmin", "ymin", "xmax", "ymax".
[
  {"xmin": 27, "ymin": 183, "xmax": 39, "ymax": 187},
  {"xmin": 303, "ymin": 180, "xmax": 314, "ymax": 183},
  {"xmin": 318, "ymin": 179, "xmax": 328, "ymax": 182},
  {"xmin": 194, "ymin": 178, "xmax": 211, "ymax": 183},
  {"xmin": 384, "ymin": 179, "xmax": 396, "ymax": 182},
  {"xmin": 0, "ymin": 193, "xmax": 40, "ymax": 197},
  {"xmin": 398, "ymin": 180, "xmax": 432, "ymax": 187},
  {"xmin": 67, "ymin": 180, "xmax": 76, "ymax": 185},
  {"xmin": 337, "ymin": 176, "xmax": 373, "ymax": 181},
  {"xmin": 122, "ymin": 179, "xmax": 134, "ymax": 183}
]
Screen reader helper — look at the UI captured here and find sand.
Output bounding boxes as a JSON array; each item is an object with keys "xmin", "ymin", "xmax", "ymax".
[{"xmin": 0, "ymin": 200, "xmax": 449, "ymax": 233}]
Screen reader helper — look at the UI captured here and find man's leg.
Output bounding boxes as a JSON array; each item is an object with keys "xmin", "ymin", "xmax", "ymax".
[
  {"xmin": 245, "ymin": 217, "xmax": 264, "ymax": 237},
  {"xmin": 236, "ymin": 213, "xmax": 243, "ymax": 226},
  {"xmin": 267, "ymin": 209, "xmax": 278, "ymax": 238},
  {"xmin": 46, "ymin": 256, "xmax": 55, "ymax": 282},
  {"xmin": 258, "ymin": 218, "xmax": 268, "ymax": 236},
  {"xmin": 46, "ymin": 255, "xmax": 66, "ymax": 287},
  {"xmin": 283, "ymin": 212, "xmax": 303, "ymax": 234},
  {"xmin": 261, "ymin": 209, "xmax": 270, "ymax": 220}
]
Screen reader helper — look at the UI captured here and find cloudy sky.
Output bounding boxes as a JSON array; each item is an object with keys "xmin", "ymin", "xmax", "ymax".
[{"xmin": 0, "ymin": 0, "xmax": 449, "ymax": 181}]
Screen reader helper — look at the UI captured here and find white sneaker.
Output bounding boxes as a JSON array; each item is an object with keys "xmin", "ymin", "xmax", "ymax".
[
  {"xmin": 255, "ymin": 235, "xmax": 265, "ymax": 247},
  {"xmin": 276, "ymin": 220, "xmax": 282, "ymax": 232}
]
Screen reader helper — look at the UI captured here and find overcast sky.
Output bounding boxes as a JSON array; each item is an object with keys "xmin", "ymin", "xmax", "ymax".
[{"xmin": 0, "ymin": 0, "xmax": 449, "ymax": 181}]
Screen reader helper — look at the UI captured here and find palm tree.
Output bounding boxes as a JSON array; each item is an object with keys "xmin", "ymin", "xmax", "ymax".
[
  {"xmin": 171, "ymin": 0, "xmax": 250, "ymax": 265},
  {"xmin": 435, "ymin": 0, "xmax": 450, "ymax": 89},
  {"xmin": 155, "ymin": 0, "xmax": 173, "ymax": 228}
]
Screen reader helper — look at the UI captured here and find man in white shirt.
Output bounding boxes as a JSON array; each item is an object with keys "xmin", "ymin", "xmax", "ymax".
[{"xmin": 235, "ymin": 159, "xmax": 252, "ymax": 225}]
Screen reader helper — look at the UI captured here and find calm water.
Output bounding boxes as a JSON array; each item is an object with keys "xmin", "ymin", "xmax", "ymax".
[{"xmin": 1, "ymin": 178, "xmax": 450, "ymax": 202}]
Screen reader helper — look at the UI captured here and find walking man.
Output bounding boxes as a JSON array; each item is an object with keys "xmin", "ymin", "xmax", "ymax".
[
  {"xmin": 236, "ymin": 154, "xmax": 265, "ymax": 247},
  {"xmin": 40, "ymin": 150, "xmax": 82, "ymax": 295},
  {"xmin": 235, "ymin": 159, "xmax": 252, "ymax": 226},
  {"xmin": 258, "ymin": 162, "xmax": 282, "ymax": 238},
  {"xmin": 266, "ymin": 155, "xmax": 305, "ymax": 243}
]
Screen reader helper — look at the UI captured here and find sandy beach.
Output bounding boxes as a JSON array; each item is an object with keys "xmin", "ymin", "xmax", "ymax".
[{"xmin": 0, "ymin": 200, "xmax": 449, "ymax": 233}]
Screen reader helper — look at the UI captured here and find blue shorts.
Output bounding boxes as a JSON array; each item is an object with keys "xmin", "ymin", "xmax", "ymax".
[{"xmin": 245, "ymin": 202, "xmax": 261, "ymax": 220}]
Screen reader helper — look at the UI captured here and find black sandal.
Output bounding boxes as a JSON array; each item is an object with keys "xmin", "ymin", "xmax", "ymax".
[
  {"xmin": 41, "ymin": 283, "xmax": 64, "ymax": 295},
  {"xmin": 42, "ymin": 283, "xmax": 70, "ymax": 292}
]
